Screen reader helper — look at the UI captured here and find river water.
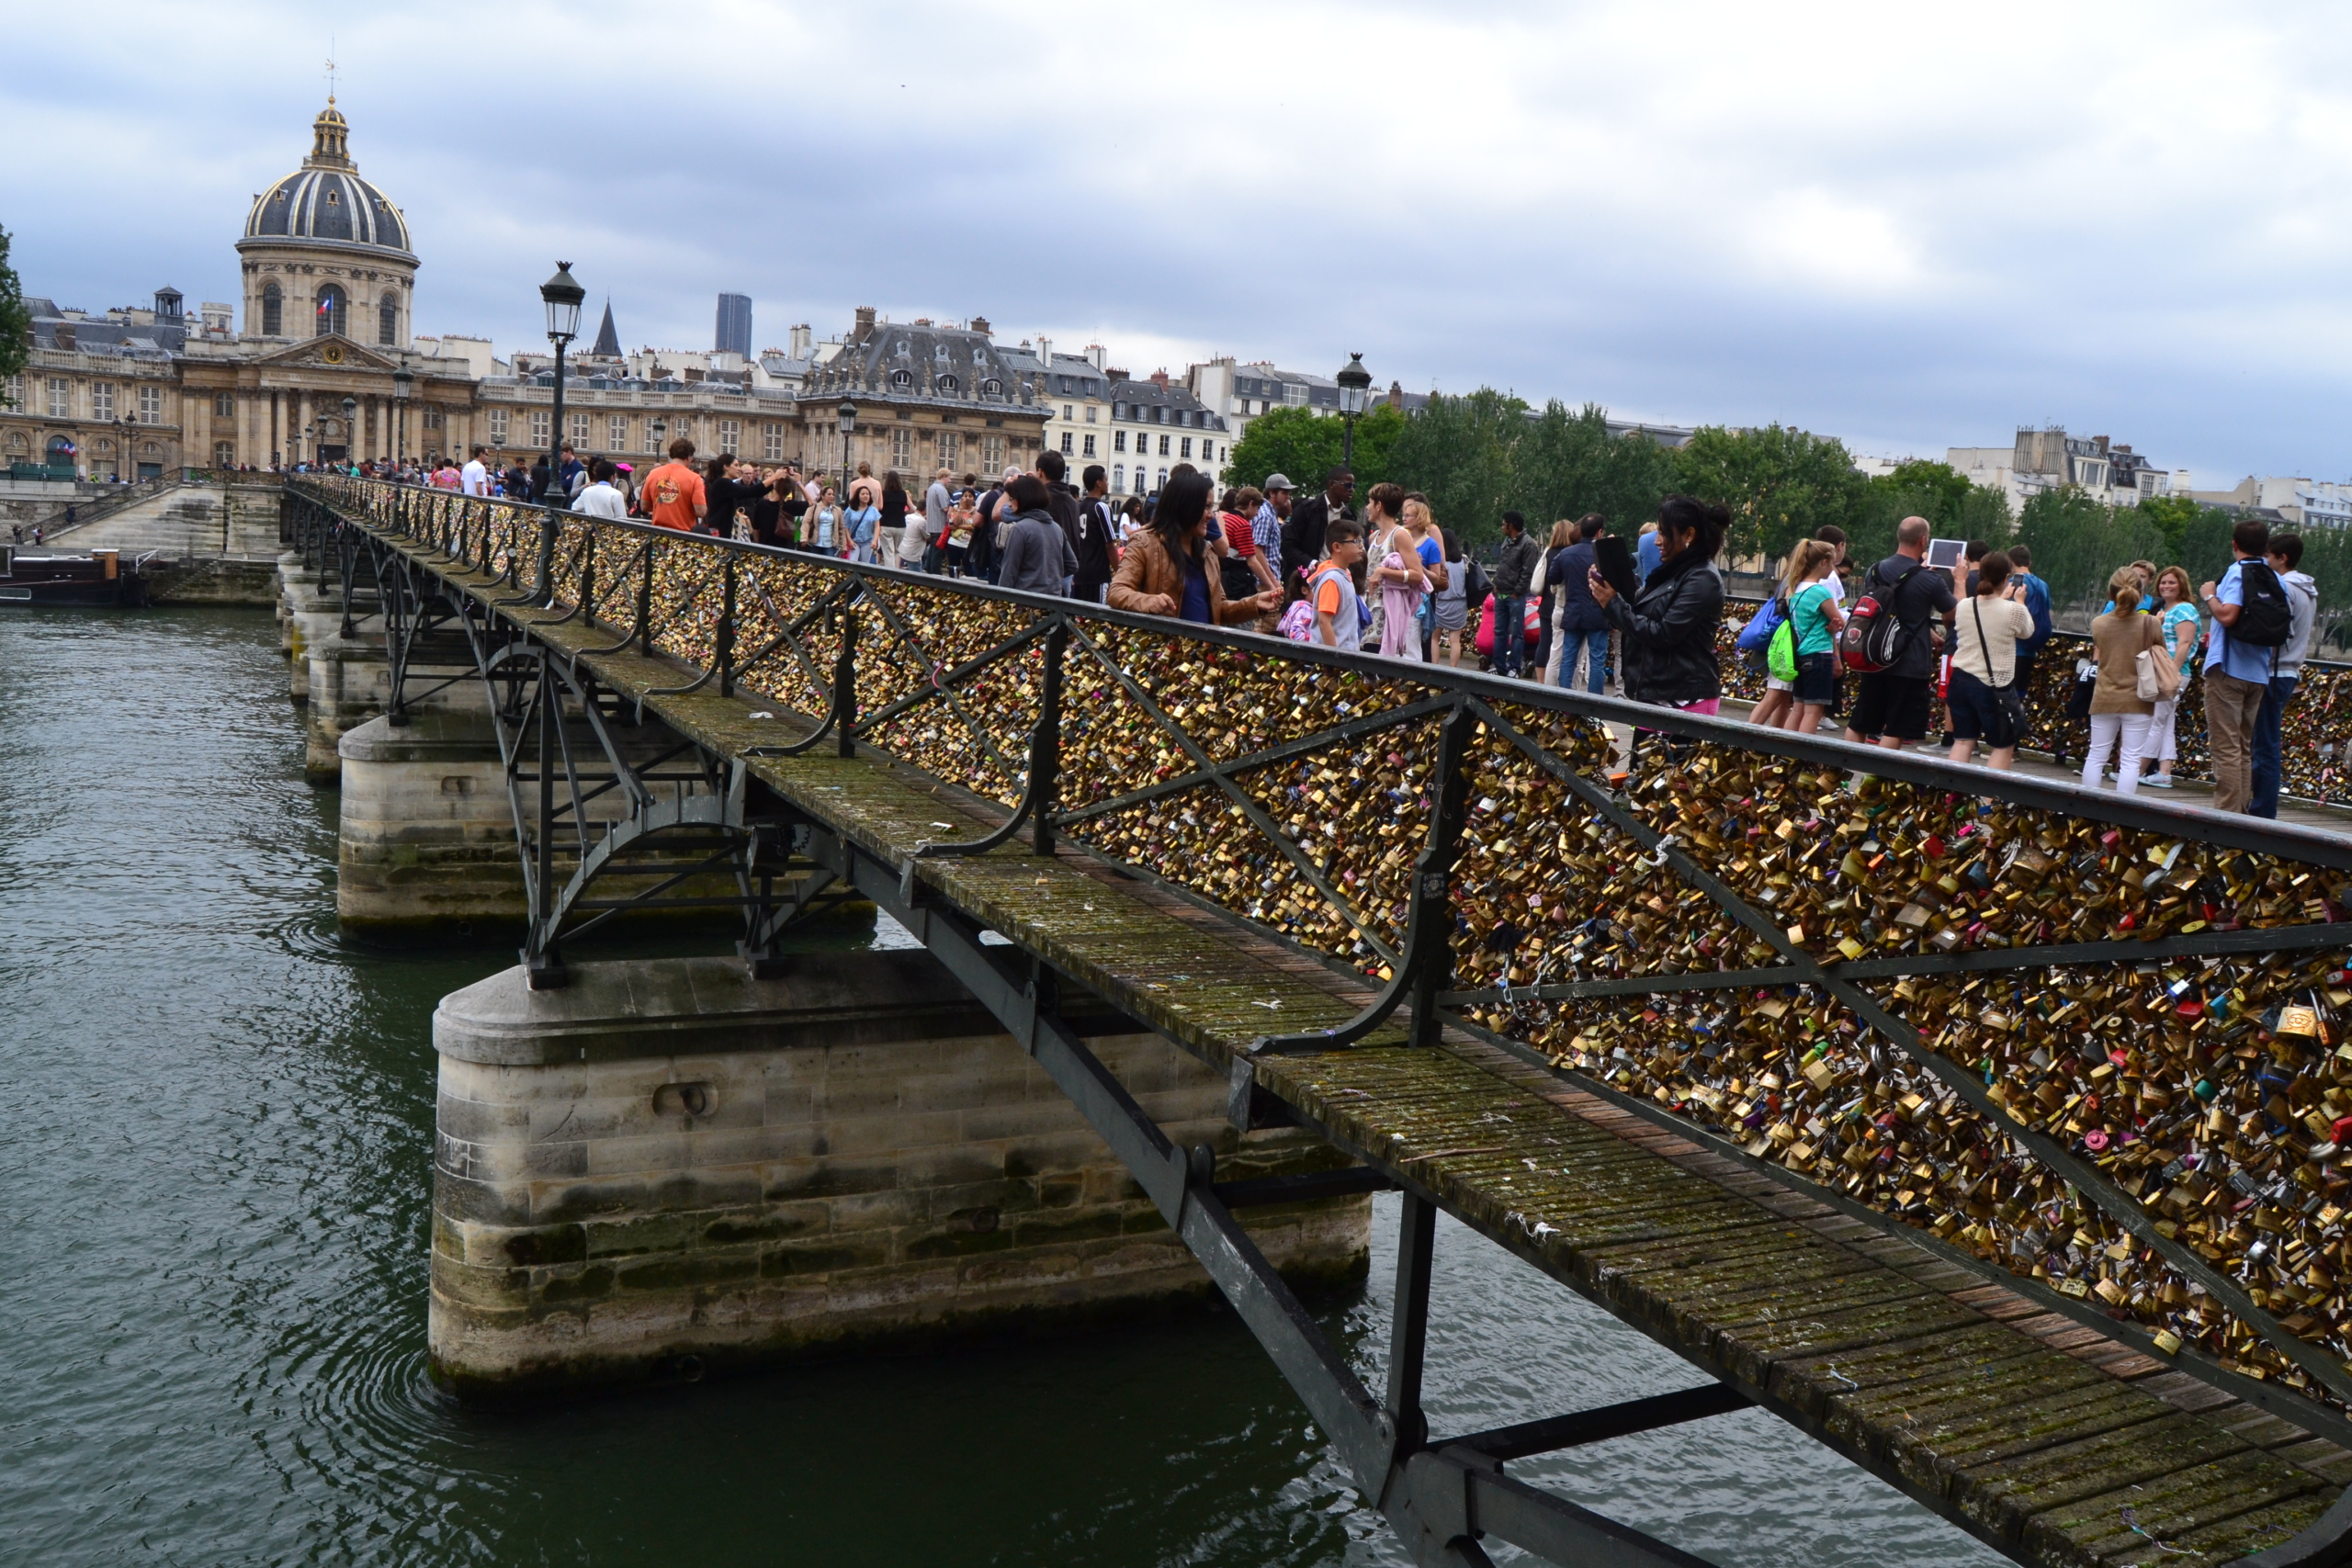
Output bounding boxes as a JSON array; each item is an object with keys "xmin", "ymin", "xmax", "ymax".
[{"xmin": 0, "ymin": 605, "xmax": 2006, "ymax": 1567}]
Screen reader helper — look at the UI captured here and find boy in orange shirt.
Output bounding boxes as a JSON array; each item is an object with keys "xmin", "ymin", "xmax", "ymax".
[{"xmin": 640, "ymin": 437, "xmax": 707, "ymax": 531}]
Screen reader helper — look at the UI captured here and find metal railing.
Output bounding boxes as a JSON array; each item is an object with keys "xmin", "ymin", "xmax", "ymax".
[{"xmin": 299, "ymin": 473, "xmax": 2352, "ymax": 1429}]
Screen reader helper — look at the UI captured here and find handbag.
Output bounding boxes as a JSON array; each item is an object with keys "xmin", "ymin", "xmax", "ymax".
[
  {"xmin": 2135, "ymin": 639, "xmax": 2182, "ymax": 703},
  {"xmin": 2065, "ymin": 655, "xmax": 2098, "ymax": 721},
  {"xmin": 1969, "ymin": 600, "xmax": 2030, "ymax": 749}
]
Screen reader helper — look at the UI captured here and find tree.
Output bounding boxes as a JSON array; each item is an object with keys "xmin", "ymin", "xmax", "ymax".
[
  {"xmin": 1882, "ymin": 459, "xmax": 1973, "ymax": 515},
  {"xmin": 1849, "ymin": 469, "xmax": 2013, "ymax": 568},
  {"xmin": 2013, "ymin": 487, "xmax": 2165, "ymax": 613},
  {"xmin": 1511, "ymin": 401, "xmax": 1677, "ymax": 540},
  {"xmin": 1385, "ymin": 389, "xmax": 1529, "ymax": 549},
  {"xmin": 0, "ymin": 224, "xmax": 27, "ymax": 407},
  {"xmin": 1218, "ymin": 401, "xmax": 1405, "ymax": 495},
  {"xmin": 1669, "ymin": 423, "xmax": 1868, "ymax": 565},
  {"xmin": 2132, "ymin": 493, "xmax": 2203, "ymax": 564}
]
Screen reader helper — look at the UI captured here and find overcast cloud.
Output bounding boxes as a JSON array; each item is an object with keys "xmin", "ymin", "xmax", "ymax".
[{"xmin": 6, "ymin": 1, "xmax": 2349, "ymax": 484}]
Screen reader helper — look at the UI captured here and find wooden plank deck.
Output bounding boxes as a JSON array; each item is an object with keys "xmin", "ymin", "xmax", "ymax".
[{"xmin": 385, "ymin": 528, "xmax": 2352, "ymax": 1566}]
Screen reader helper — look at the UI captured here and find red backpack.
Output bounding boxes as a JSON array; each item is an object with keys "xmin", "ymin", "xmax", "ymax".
[{"xmin": 1838, "ymin": 562, "xmax": 1924, "ymax": 675}]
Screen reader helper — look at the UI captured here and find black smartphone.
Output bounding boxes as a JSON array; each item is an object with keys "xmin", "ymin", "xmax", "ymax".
[{"xmin": 1593, "ymin": 535, "xmax": 1641, "ymax": 598}]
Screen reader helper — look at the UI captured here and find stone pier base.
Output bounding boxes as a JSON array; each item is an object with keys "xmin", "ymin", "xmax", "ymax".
[{"xmin": 427, "ymin": 953, "xmax": 1369, "ymax": 1398}]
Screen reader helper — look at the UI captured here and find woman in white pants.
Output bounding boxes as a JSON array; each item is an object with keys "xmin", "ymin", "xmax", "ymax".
[{"xmin": 2081, "ymin": 565, "xmax": 2162, "ymax": 794}]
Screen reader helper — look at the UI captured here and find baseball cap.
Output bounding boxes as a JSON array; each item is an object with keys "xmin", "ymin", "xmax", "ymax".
[{"xmin": 1264, "ymin": 472, "xmax": 1295, "ymax": 491}]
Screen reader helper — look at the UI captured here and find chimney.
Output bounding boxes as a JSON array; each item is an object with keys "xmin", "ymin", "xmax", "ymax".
[
  {"xmin": 854, "ymin": 305, "xmax": 876, "ymax": 339},
  {"xmin": 970, "ymin": 315, "xmax": 991, "ymax": 337},
  {"xmin": 1037, "ymin": 334, "xmax": 1052, "ymax": 366},
  {"xmin": 1387, "ymin": 380, "xmax": 1403, "ymax": 408},
  {"xmin": 1149, "ymin": 368, "xmax": 1170, "ymax": 389},
  {"xmin": 1086, "ymin": 343, "xmax": 1105, "ymax": 369},
  {"xmin": 1106, "ymin": 367, "xmax": 1128, "ymax": 381}
]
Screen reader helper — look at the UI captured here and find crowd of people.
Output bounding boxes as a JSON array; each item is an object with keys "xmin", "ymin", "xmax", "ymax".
[{"xmin": 347, "ymin": 438, "xmax": 2324, "ymax": 822}]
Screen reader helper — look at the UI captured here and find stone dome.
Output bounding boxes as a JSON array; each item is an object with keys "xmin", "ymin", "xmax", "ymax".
[{"xmin": 241, "ymin": 102, "xmax": 413, "ymax": 260}]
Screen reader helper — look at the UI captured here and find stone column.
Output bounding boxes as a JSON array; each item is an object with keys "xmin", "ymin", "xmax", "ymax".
[{"xmin": 428, "ymin": 952, "xmax": 1369, "ymax": 1399}]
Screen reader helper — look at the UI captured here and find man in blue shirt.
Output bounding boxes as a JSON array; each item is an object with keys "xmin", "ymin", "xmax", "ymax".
[
  {"xmin": 2199, "ymin": 518, "xmax": 2278, "ymax": 815},
  {"xmin": 2007, "ymin": 542, "xmax": 2053, "ymax": 687},
  {"xmin": 1636, "ymin": 522, "xmax": 1663, "ymax": 584}
]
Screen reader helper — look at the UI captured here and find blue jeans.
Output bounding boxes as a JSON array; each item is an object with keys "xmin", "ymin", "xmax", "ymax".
[
  {"xmin": 1496, "ymin": 594, "xmax": 1528, "ymax": 674},
  {"xmin": 1555, "ymin": 626, "xmax": 1606, "ymax": 694},
  {"xmin": 2252, "ymin": 673, "xmax": 2299, "ymax": 818}
]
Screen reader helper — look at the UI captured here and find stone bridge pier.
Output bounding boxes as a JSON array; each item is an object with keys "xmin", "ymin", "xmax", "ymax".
[{"xmin": 428, "ymin": 953, "xmax": 1370, "ymax": 1398}]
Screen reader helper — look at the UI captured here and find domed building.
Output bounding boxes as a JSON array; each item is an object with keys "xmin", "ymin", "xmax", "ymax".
[{"xmin": 237, "ymin": 100, "xmax": 416, "ymax": 350}]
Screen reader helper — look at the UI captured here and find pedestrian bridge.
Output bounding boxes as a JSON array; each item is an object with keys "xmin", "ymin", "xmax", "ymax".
[{"xmin": 289, "ymin": 473, "xmax": 2352, "ymax": 1568}]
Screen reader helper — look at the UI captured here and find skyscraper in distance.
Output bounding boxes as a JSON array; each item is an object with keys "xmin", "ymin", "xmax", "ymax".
[{"xmin": 714, "ymin": 292, "xmax": 752, "ymax": 357}]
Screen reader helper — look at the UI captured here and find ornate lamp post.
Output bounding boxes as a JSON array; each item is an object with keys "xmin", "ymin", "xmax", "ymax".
[
  {"xmin": 538, "ymin": 262, "xmax": 585, "ymax": 502},
  {"xmin": 341, "ymin": 395, "xmax": 357, "ymax": 469},
  {"xmin": 115, "ymin": 415, "xmax": 131, "ymax": 482},
  {"xmin": 836, "ymin": 399, "xmax": 857, "ymax": 500},
  {"xmin": 1335, "ymin": 352, "xmax": 1372, "ymax": 472},
  {"xmin": 391, "ymin": 367, "xmax": 413, "ymax": 468}
]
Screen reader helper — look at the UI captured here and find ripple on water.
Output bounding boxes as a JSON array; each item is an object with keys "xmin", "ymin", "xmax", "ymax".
[{"xmin": 0, "ymin": 606, "xmax": 2001, "ymax": 1567}]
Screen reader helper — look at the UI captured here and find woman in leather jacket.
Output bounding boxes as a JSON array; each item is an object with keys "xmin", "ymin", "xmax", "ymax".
[
  {"xmin": 1588, "ymin": 494, "xmax": 1729, "ymax": 714},
  {"xmin": 1109, "ymin": 471, "xmax": 1280, "ymax": 626}
]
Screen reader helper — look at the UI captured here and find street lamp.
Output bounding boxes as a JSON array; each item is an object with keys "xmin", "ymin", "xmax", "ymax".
[
  {"xmin": 391, "ymin": 367, "xmax": 413, "ymax": 467},
  {"xmin": 539, "ymin": 261, "xmax": 585, "ymax": 502},
  {"xmin": 1335, "ymin": 352, "xmax": 1372, "ymax": 472},
  {"xmin": 116, "ymin": 415, "xmax": 131, "ymax": 482},
  {"xmin": 650, "ymin": 417, "xmax": 667, "ymax": 457},
  {"xmin": 836, "ymin": 399, "xmax": 857, "ymax": 500},
  {"xmin": 341, "ymin": 395, "xmax": 357, "ymax": 469}
]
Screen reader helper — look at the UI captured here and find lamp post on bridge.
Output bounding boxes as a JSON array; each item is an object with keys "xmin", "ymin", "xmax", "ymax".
[
  {"xmin": 1335, "ymin": 353, "xmax": 1372, "ymax": 473},
  {"xmin": 391, "ymin": 367, "xmax": 412, "ymax": 468},
  {"xmin": 836, "ymin": 399, "xmax": 856, "ymax": 506},
  {"xmin": 341, "ymin": 395, "xmax": 357, "ymax": 472},
  {"xmin": 538, "ymin": 262, "xmax": 585, "ymax": 504}
]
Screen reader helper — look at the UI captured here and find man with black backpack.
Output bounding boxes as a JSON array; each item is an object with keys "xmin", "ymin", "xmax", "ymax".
[
  {"xmin": 2199, "ymin": 518, "xmax": 2292, "ymax": 814},
  {"xmin": 1843, "ymin": 517, "xmax": 1957, "ymax": 750}
]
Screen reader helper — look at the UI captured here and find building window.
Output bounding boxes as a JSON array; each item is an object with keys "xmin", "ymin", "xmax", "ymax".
[
  {"xmin": 314, "ymin": 283, "xmax": 347, "ymax": 337},
  {"xmin": 1081, "ymin": 434, "xmax": 1095, "ymax": 457},
  {"xmin": 424, "ymin": 408, "xmax": 444, "ymax": 431},
  {"xmin": 92, "ymin": 383, "xmax": 116, "ymax": 422},
  {"xmin": 1202, "ymin": 442, "xmax": 1216, "ymax": 466},
  {"xmin": 261, "ymin": 283, "xmax": 282, "ymax": 335},
  {"xmin": 1156, "ymin": 467, "xmax": 1168, "ymax": 491},
  {"xmin": 718, "ymin": 419, "xmax": 741, "ymax": 454},
  {"xmin": 1112, "ymin": 463, "xmax": 1125, "ymax": 492},
  {"xmin": 213, "ymin": 391, "xmax": 235, "ymax": 418},
  {"xmin": 1085, "ymin": 405, "xmax": 1098, "ymax": 423},
  {"xmin": 1114, "ymin": 430, "xmax": 1127, "ymax": 453},
  {"xmin": 610, "ymin": 415, "xmax": 629, "ymax": 452},
  {"xmin": 1179, "ymin": 437, "xmax": 1192, "ymax": 459},
  {"xmin": 531, "ymin": 411, "xmax": 550, "ymax": 445},
  {"xmin": 214, "ymin": 441, "xmax": 235, "ymax": 468},
  {"xmin": 938, "ymin": 431, "xmax": 958, "ymax": 466},
  {"xmin": 1062, "ymin": 404, "xmax": 1074, "ymax": 421},
  {"xmin": 139, "ymin": 386, "xmax": 162, "ymax": 424},
  {"xmin": 379, "ymin": 291, "xmax": 399, "ymax": 345},
  {"xmin": 891, "ymin": 368, "xmax": 913, "ymax": 388},
  {"xmin": 47, "ymin": 378, "xmax": 70, "ymax": 418},
  {"xmin": 1059, "ymin": 432, "xmax": 1073, "ymax": 455},
  {"xmin": 4, "ymin": 373, "xmax": 20, "ymax": 410},
  {"xmin": 489, "ymin": 409, "xmax": 509, "ymax": 445},
  {"xmin": 570, "ymin": 412, "xmax": 591, "ymax": 446},
  {"xmin": 982, "ymin": 435, "xmax": 1005, "ymax": 472},
  {"xmin": 979, "ymin": 378, "xmax": 1001, "ymax": 395},
  {"xmin": 762, "ymin": 423, "xmax": 784, "ymax": 461},
  {"xmin": 890, "ymin": 427, "xmax": 912, "ymax": 466},
  {"xmin": 1158, "ymin": 434, "xmax": 1170, "ymax": 457},
  {"xmin": 937, "ymin": 374, "xmax": 961, "ymax": 394}
]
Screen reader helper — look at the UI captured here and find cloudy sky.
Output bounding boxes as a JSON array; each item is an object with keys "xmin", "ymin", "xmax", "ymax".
[{"xmin": 6, "ymin": 1, "xmax": 2348, "ymax": 485}]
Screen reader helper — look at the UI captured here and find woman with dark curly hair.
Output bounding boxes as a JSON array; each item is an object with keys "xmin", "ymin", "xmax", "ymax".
[{"xmin": 1588, "ymin": 493, "xmax": 1728, "ymax": 714}]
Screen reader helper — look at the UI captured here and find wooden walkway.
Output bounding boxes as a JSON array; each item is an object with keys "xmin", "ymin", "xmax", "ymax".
[{"xmin": 372, "ymin": 518, "xmax": 2352, "ymax": 1567}]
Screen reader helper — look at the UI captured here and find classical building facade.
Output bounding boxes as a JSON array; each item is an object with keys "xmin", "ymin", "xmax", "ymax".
[
  {"xmin": 3, "ymin": 100, "xmax": 806, "ymax": 478},
  {"xmin": 795, "ymin": 308, "xmax": 1049, "ymax": 489}
]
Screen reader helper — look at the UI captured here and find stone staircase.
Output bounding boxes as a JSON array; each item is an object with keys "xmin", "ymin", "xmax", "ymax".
[{"xmin": 45, "ymin": 483, "xmax": 279, "ymax": 559}]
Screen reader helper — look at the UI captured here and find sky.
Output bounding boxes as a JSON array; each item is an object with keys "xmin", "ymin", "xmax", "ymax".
[{"xmin": 6, "ymin": 0, "xmax": 2350, "ymax": 487}]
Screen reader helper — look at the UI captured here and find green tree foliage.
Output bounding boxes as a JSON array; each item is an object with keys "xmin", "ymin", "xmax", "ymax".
[
  {"xmin": 1668, "ymin": 423, "xmax": 1869, "ymax": 564},
  {"xmin": 1511, "ymin": 401, "xmax": 1678, "ymax": 544},
  {"xmin": 2013, "ymin": 487, "xmax": 2167, "ymax": 612},
  {"xmin": 1219, "ymin": 401, "xmax": 1406, "ymax": 495},
  {"xmin": 1384, "ymin": 389, "xmax": 1531, "ymax": 549},
  {"xmin": 1848, "ymin": 468, "xmax": 2014, "ymax": 569},
  {"xmin": 0, "ymin": 224, "xmax": 27, "ymax": 404}
]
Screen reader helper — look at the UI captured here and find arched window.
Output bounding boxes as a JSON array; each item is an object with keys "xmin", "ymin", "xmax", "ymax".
[
  {"xmin": 314, "ymin": 283, "xmax": 347, "ymax": 337},
  {"xmin": 935, "ymin": 375, "xmax": 959, "ymax": 393},
  {"xmin": 378, "ymin": 291, "xmax": 398, "ymax": 346},
  {"xmin": 890, "ymin": 368, "xmax": 912, "ymax": 388},
  {"xmin": 261, "ymin": 282, "xmax": 282, "ymax": 336},
  {"xmin": 980, "ymin": 378, "xmax": 1001, "ymax": 396}
]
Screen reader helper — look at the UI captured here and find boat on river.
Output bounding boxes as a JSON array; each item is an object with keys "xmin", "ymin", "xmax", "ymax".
[{"xmin": 0, "ymin": 547, "xmax": 150, "ymax": 608}]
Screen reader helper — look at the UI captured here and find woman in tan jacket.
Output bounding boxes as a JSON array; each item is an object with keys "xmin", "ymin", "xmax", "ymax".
[
  {"xmin": 1109, "ymin": 471, "xmax": 1280, "ymax": 626},
  {"xmin": 2081, "ymin": 564, "xmax": 2163, "ymax": 794}
]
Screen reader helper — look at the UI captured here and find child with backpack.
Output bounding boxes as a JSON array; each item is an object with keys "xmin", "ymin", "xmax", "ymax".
[
  {"xmin": 1277, "ymin": 520, "xmax": 1370, "ymax": 650},
  {"xmin": 1774, "ymin": 540, "xmax": 1846, "ymax": 735}
]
